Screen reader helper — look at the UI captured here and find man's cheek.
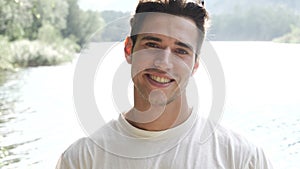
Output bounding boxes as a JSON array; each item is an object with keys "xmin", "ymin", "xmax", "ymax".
[
  {"xmin": 131, "ymin": 57, "xmax": 154, "ymax": 73},
  {"xmin": 132, "ymin": 60, "xmax": 148, "ymax": 70}
]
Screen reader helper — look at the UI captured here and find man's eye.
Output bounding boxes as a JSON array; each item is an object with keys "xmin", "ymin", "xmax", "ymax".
[
  {"xmin": 175, "ymin": 48, "xmax": 189, "ymax": 55},
  {"xmin": 145, "ymin": 42, "xmax": 160, "ymax": 48}
]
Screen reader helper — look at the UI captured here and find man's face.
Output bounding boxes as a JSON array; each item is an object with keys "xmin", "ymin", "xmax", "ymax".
[{"xmin": 125, "ymin": 13, "xmax": 199, "ymax": 105}]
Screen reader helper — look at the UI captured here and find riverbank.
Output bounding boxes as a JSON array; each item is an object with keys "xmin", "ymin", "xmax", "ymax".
[
  {"xmin": 0, "ymin": 36, "xmax": 79, "ymax": 72},
  {"xmin": 273, "ymin": 25, "xmax": 300, "ymax": 43}
]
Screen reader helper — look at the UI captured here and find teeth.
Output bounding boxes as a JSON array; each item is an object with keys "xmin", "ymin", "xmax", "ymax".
[{"xmin": 149, "ymin": 75, "xmax": 171, "ymax": 83}]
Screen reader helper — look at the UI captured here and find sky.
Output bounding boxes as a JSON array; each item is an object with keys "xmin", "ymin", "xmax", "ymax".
[{"xmin": 79, "ymin": 0, "xmax": 138, "ymax": 12}]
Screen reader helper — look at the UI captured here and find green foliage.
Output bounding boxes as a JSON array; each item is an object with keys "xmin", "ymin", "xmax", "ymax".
[
  {"xmin": 0, "ymin": 37, "xmax": 79, "ymax": 71},
  {"xmin": 62, "ymin": 0, "xmax": 104, "ymax": 46},
  {"xmin": 273, "ymin": 25, "xmax": 300, "ymax": 43},
  {"xmin": 11, "ymin": 39, "xmax": 76, "ymax": 67},
  {"xmin": 37, "ymin": 22, "xmax": 81, "ymax": 52},
  {"xmin": 76, "ymin": 10, "xmax": 104, "ymax": 45},
  {"xmin": 26, "ymin": 0, "xmax": 69, "ymax": 40},
  {"xmin": 0, "ymin": 36, "xmax": 13, "ymax": 70},
  {"xmin": 209, "ymin": 6, "xmax": 300, "ymax": 41},
  {"xmin": 0, "ymin": 0, "xmax": 68, "ymax": 40},
  {"xmin": 37, "ymin": 0, "xmax": 69, "ymax": 30},
  {"xmin": 37, "ymin": 23, "xmax": 62, "ymax": 44},
  {"xmin": 0, "ymin": 0, "xmax": 33, "ymax": 40},
  {"xmin": 207, "ymin": 0, "xmax": 300, "ymax": 15},
  {"xmin": 0, "ymin": 0, "xmax": 103, "ymax": 45},
  {"xmin": 99, "ymin": 11, "xmax": 131, "ymax": 42},
  {"xmin": 62, "ymin": 0, "xmax": 81, "ymax": 41},
  {"xmin": 0, "ymin": 0, "xmax": 104, "ymax": 71}
]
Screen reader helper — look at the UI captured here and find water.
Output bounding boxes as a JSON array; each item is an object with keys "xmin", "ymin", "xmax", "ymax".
[
  {"xmin": 0, "ymin": 42, "xmax": 299, "ymax": 169},
  {"xmin": 0, "ymin": 64, "xmax": 85, "ymax": 169}
]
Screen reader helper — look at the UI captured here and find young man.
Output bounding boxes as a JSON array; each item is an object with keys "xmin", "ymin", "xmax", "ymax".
[{"xmin": 56, "ymin": 0, "xmax": 273, "ymax": 168}]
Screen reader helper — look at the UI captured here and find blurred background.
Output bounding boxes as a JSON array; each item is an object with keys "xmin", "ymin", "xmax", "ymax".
[{"xmin": 0, "ymin": 0, "xmax": 299, "ymax": 168}]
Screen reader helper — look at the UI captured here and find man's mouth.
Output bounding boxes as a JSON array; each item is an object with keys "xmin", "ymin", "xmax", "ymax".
[
  {"xmin": 149, "ymin": 74, "xmax": 171, "ymax": 83},
  {"xmin": 145, "ymin": 73, "xmax": 175, "ymax": 86}
]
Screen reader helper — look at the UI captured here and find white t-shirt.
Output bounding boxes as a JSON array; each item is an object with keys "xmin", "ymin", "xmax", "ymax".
[{"xmin": 56, "ymin": 111, "xmax": 273, "ymax": 169}]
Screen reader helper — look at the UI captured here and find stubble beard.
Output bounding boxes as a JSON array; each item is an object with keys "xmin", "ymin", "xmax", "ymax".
[{"xmin": 135, "ymin": 81, "xmax": 187, "ymax": 107}]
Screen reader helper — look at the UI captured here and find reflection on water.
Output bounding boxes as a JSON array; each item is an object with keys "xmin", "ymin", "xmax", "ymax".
[
  {"xmin": 0, "ymin": 71, "xmax": 41, "ymax": 168},
  {"xmin": 0, "ymin": 65, "xmax": 85, "ymax": 169},
  {"xmin": 0, "ymin": 139, "xmax": 40, "ymax": 167},
  {"xmin": 222, "ymin": 104, "xmax": 300, "ymax": 169}
]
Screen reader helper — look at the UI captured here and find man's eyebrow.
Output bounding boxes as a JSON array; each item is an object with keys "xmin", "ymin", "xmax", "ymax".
[
  {"xmin": 140, "ymin": 36, "xmax": 162, "ymax": 42},
  {"xmin": 175, "ymin": 41, "xmax": 194, "ymax": 52},
  {"xmin": 141, "ymin": 35, "xmax": 195, "ymax": 52}
]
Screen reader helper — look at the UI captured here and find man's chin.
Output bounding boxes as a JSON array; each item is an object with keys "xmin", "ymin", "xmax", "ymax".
[
  {"xmin": 149, "ymin": 100, "xmax": 168, "ymax": 106},
  {"xmin": 150, "ymin": 95, "xmax": 178, "ymax": 106}
]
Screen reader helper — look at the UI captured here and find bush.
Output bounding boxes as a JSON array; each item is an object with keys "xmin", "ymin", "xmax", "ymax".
[
  {"xmin": 38, "ymin": 23, "xmax": 62, "ymax": 44},
  {"xmin": 273, "ymin": 25, "xmax": 300, "ymax": 43},
  {"xmin": 0, "ymin": 35, "xmax": 79, "ymax": 70},
  {"xmin": 0, "ymin": 36, "xmax": 14, "ymax": 71},
  {"xmin": 11, "ymin": 39, "xmax": 78, "ymax": 67},
  {"xmin": 0, "ymin": 24, "xmax": 80, "ymax": 69}
]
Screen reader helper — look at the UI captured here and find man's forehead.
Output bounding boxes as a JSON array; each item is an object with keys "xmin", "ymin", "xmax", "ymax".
[
  {"xmin": 133, "ymin": 12, "xmax": 199, "ymax": 48},
  {"xmin": 139, "ymin": 33, "xmax": 182, "ymax": 42}
]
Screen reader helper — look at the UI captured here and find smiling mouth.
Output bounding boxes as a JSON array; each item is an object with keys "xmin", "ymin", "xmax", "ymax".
[{"xmin": 146, "ymin": 74, "xmax": 175, "ymax": 84}]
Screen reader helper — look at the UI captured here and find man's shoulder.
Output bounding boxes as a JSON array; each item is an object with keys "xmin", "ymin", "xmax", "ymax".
[
  {"xmin": 207, "ymin": 121, "xmax": 274, "ymax": 167},
  {"xmin": 62, "ymin": 137, "xmax": 99, "ymax": 157},
  {"xmin": 213, "ymin": 121, "xmax": 258, "ymax": 152},
  {"xmin": 63, "ymin": 121, "xmax": 117, "ymax": 154},
  {"xmin": 190, "ymin": 119, "xmax": 273, "ymax": 168},
  {"xmin": 56, "ymin": 137, "xmax": 100, "ymax": 169},
  {"xmin": 216, "ymin": 123, "xmax": 255, "ymax": 146},
  {"xmin": 196, "ymin": 119, "xmax": 259, "ymax": 157}
]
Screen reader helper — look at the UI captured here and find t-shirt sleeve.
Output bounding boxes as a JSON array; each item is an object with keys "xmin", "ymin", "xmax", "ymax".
[
  {"xmin": 249, "ymin": 147, "xmax": 274, "ymax": 169},
  {"xmin": 55, "ymin": 154, "xmax": 71, "ymax": 169},
  {"xmin": 55, "ymin": 138, "xmax": 94, "ymax": 169}
]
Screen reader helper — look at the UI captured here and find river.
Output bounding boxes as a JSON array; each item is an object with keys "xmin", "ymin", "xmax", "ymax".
[{"xmin": 0, "ymin": 41, "xmax": 299, "ymax": 169}]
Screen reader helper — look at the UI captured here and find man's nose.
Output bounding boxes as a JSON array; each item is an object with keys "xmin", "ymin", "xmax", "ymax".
[{"xmin": 154, "ymin": 47, "xmax": 174, "ymax": 70}]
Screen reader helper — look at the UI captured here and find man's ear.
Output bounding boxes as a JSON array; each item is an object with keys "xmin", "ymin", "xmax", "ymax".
[
  {"xmin": 192, "ymin": 58, "xmax": 199, "ymax": 75},
  {"xmin": 124, "ymin": 37, "xmax": 133, "ymax": 64}
]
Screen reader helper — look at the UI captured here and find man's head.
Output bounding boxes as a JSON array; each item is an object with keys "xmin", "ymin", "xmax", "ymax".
[
  {"xmin": 129, "ymin": 0, "xmax": 209, "ymax": 61},
  {"xmin": 124, "ymin": 0, "xmax": 209, "ymax": 106}
]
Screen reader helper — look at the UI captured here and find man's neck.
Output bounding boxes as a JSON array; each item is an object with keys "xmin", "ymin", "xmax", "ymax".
[{"xmin": 125, "ymin": 90, "xmax": 191, "ymax": 131}]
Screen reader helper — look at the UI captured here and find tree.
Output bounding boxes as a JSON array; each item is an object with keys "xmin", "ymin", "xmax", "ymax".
[
  {"xmin": 26, "ymin": 0, "xmax": 69, "ymax": 40},
  {"xmin": 99, "ymin": 11, "xmax": 131, "ymax": 42},
  {"xmin": 0, "ymin": 0, "xmax": 33, "ymax": 40},
  {"xmin": 209, "ymin": 6, "xmax": 300, "ymax": 41},
  {"xmin": 62, "ymin": 0, "xmax": 103, "ymax": 46}
]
